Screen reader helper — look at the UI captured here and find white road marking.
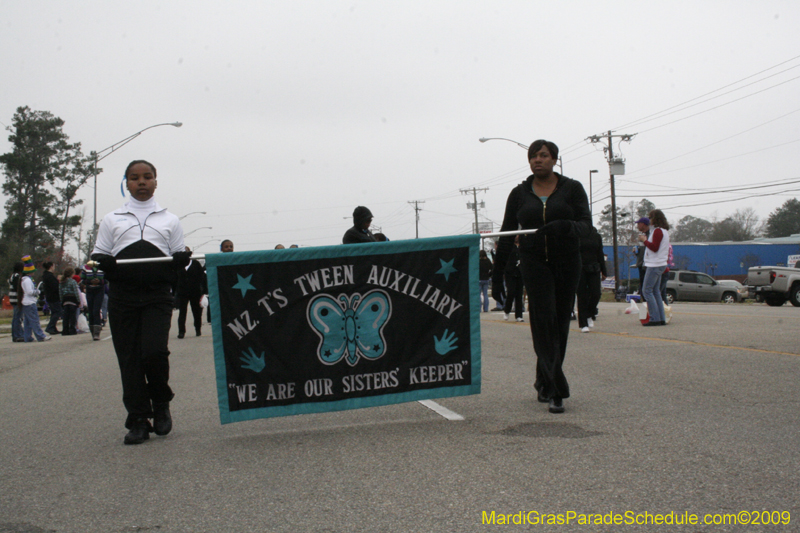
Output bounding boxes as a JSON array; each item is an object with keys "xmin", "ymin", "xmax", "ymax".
[{"xmin": 418, "ymin": 400, "xmax": 465, "ymax": 421}]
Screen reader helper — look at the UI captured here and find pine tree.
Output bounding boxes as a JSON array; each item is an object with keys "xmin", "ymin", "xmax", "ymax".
[{"xmin": 0, "ymin": 106, "xmax": 91, "ymax": 263}]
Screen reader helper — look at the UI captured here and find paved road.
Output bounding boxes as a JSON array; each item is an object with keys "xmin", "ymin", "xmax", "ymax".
[{"xmin": 1, "ymin": 302, "xmax": 798, "ymax": 532}]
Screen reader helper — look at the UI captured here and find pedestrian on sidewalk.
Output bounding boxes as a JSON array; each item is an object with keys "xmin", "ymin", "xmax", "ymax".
[
  {"xmin": 59, "ymin": 267, "xmax": 80, "ymax": 336},
  {"xmin": 41, "ymin": 262, "xmax": 63, "ymax": 335},
  {"xmin": 20, "ymin": 255, "xmax": 51, "ymax": 342},
  {"xmin": 478, "ymin": 250, "xmax": 492, "ymax": 312},
  {"xmin": 7, "ymin": 261, "xmax": 24, "ymax": 342}
]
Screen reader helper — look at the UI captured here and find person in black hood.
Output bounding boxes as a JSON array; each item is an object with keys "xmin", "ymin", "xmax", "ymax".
[
  {"xmin": 343, "ymin": 206, "xmax": 377, "ymax": 244},
  {"xmin": 492, "ymin": 140, "xmax": 593, "ymax": 414}
]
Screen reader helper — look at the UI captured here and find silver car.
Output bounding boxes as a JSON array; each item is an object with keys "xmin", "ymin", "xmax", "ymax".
[{"xmin": 665, "ymin": 270, "xmax": 743, "ymax": 304}]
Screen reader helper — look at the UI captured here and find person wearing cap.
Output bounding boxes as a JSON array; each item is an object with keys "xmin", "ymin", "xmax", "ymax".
[
  {"xmin": 634, "ymin": 217, "xmax": 650, "ymax": 294},
  {"xmin": 493, "ymin": 140, "xmax": 593, "ymax": 414},
  {"xmin": 19, "ymin": 255, "xmax": 51, "ymax": 342},
  {"xmin": 342, "ymin": 206, "xmax": 377, "ymax": 244},
  {"xmin": 91, "ymin": 159, "xmax": 190, "ymax": 445},
  {"xmin": 638, "ymin": 209, "xmax": 671, "ymax": 326},
  {"xmin": 175, "ymin": 246, "xmax": 207, "ymax": 339},
  {"xmin": 81, "ymin": 262, "xmax": 107, "ymax": 340}
]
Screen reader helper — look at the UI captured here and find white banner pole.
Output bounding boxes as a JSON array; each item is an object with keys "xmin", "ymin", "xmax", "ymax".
[
  {"xmin": 88, "ymin": 229, "xmax": 537, "ymax": 266},
  {"xmin": 479, "ymin": 229, "xmax": 538, "ymax": 239},
  {"xmin": 86, "ymin": 254, "xmax": 206, "ymax": 267}
]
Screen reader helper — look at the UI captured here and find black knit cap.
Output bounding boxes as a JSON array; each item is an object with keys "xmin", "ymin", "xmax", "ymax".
[{"xmin": 353, "ymin": 206, "xmax": 373, "ymax": 226}]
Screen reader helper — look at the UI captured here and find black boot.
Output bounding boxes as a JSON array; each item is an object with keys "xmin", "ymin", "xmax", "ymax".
[
  {"xmin": 153, "ymin": 402, "xmax": 172, "ymax": 436},
  {"xmin": 124, "ymin": 419, "xmax": 152, "ymax": 445},
  {"xmin": 195, "ymin": 327, "xmax": 202, "ymax": 337}
]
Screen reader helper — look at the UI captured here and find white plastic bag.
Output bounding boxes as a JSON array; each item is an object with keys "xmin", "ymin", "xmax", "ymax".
[
  {"xmin": 638, "ymin": 302, "xmax": 672, "ymax": 324},
  {"xmin": 77, "ymin": 314, "xmax": 90, "ymax": 333},
  {"xmin": 200, "ymin": 295, "xmax": 209, "ymax": 308}
]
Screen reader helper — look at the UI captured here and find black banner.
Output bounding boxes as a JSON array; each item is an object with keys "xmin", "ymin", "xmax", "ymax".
[{"xmin": 207, "ymin": 235, "xmax": 481, "ymax": 424}]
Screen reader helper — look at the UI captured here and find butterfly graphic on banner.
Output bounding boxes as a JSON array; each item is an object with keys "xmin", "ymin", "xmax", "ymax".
[{"xmin": 307, "ymin": 290, "xmax": 392, "ymax": 366}]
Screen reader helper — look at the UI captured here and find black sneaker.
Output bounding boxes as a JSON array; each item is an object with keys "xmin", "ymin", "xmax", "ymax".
[
  {"xmin": 124, "ymin": 419, "xmax": 152, "ymax": 445},
  {"xmin": 153, "ymin": 403, "xmax": 172, "ymax": 436},
  {"xmin": 548, "ymin": 398, "xmax": 565, "ymax": 414}
]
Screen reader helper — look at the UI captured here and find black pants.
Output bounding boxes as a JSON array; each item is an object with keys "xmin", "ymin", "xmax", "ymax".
[
  {"xmin": 85, "ymin": 288, "xmax": 104, "ymax": 327},
  {"xmin": 108, "ymin": 298, "xmax": 174, "ymax": 427},
  {"xmin": 576, "ymin": 269, "xmax": 602, "ymax": 328},
  {"xmin": 503, "ymin": 275, "xmax": 524, "ymax": 318},
  {"xmin": 177, "ymin": 295, "xmax": 202, "ymax": 335},
  {"xmin": 520, "ymin": 252, "xmax": 581, "ymax": 401},
  {"xmin": 61, "ymin": 302, "xmax": 77, "ymax": 335}
]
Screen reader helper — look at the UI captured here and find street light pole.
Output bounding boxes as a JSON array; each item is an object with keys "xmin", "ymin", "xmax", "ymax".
[
  {"xmin": 479, "ymin": 137, "xmax": 563, "ymax": 173},
  {"xmin": 479, "ymin": 137, "xmax": 529, "ymax": 149},
  {"xmin": 91, "ymin": 122, "xmax": 183, "ymax": 247},
  {"xmin": 184, "ymin": 226, "xmax": 212, "ymax": 238},
  {"xmin": 180, "ymin": 211, "xmax": 207, "ymax": 220},
  {"xmin": 588, "ymin": 170, "xmax": 598, "ymax": 215},
  {"xmin": 587, "ymin": 131, "xmax": 636, "ymax": 293}
]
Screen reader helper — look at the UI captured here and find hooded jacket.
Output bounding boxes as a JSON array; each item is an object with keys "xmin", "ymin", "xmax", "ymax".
[
  {"xmin": 494, "ymin": 174, "xmax": 592, "ymax": 274},
  {"xmin": 342, "ymin": 206, "xmax": 377, "ymax": 244}
]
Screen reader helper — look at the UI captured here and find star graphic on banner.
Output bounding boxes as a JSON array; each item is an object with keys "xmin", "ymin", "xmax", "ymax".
[
  {"xmin": 232, "ymin": 274, "xmax": 256, "ymax": 297},
  {"xmin": 436, "ymin": 258, "xmax": 457, "ymax": 281}
]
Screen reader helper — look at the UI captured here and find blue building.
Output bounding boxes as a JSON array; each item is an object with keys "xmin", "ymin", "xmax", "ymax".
[{"xmin": 604, "ymin": 234, "xmax": 800, "ymax": 282}]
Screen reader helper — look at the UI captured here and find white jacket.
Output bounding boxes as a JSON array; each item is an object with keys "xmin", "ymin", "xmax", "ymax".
[
  {"xmin": 643, "ymin": 227, "xmax": 670, "ymax": 267},
  {"xmin": 21, "ymin": 276, "xmax": 39, "ymax": 306},
  {"xmin": 92, "ymin": 197, "xmax": 184, "ymax": 258}
]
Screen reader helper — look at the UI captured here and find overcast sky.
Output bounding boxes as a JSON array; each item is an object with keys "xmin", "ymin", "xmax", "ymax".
[{"xmin": 2, "ymin": 1, "xmax": 799, "ymax": 254}]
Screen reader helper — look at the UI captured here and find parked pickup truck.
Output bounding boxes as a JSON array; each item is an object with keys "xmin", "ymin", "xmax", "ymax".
[{"xmin": 746, "ymin": 264, "xmax": 800, "ymax": 307}]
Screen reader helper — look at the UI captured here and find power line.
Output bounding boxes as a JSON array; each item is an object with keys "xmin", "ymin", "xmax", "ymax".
[
  {"xmin": 616, "ymin": 178, "xmax": 800, "ymax": 198},
  {"xmin": 613, "ymin": 54, "xmax": 800, "ymax": 131},
  {"xmin": 621, "ymin": 138, "xmax": 800, "ymax": 181},
  {"xmin": 637, "ymin": 74, "xmax": 800, "ymax": 134}
]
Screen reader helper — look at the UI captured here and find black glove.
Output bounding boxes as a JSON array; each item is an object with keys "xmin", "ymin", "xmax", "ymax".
[
  {"xmin": 537, "ymin": 219, "xmax": 571, "ymax": 237},
  {"xmin": 172, "ymin": 251, "xmax": 192, "ymax": 269},
  {"xmin": 91, "ymin": 254, "xmax": 117, "ymax": 273}
]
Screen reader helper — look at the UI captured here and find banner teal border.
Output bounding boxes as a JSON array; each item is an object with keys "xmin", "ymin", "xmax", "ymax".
[{"xmin": 206, "ymin": 235, "xmax": 481, "ymax": 424}]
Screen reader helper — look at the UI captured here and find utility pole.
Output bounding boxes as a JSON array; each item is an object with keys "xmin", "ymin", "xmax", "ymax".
[
  {"xmin": 408, "ymin": 200, "xmax": 425, "ymax": 239},
  {"xmin": 587, "ymin": 130, "xmax": 636, "ymax": 294},
  {"xmin": 460, "ymin": 187, "xmax": 488, "ymax": 234}
]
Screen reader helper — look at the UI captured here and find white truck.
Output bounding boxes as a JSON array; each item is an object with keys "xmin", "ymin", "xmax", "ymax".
[{"xmin": 747, "ymin": 262, "xmax": 800, "ymax": 307}]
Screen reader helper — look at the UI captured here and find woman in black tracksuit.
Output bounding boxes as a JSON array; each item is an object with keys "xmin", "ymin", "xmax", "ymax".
[{"xmin": 493, "ymin": 140, "xmax": 592, "ymax": 414}]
